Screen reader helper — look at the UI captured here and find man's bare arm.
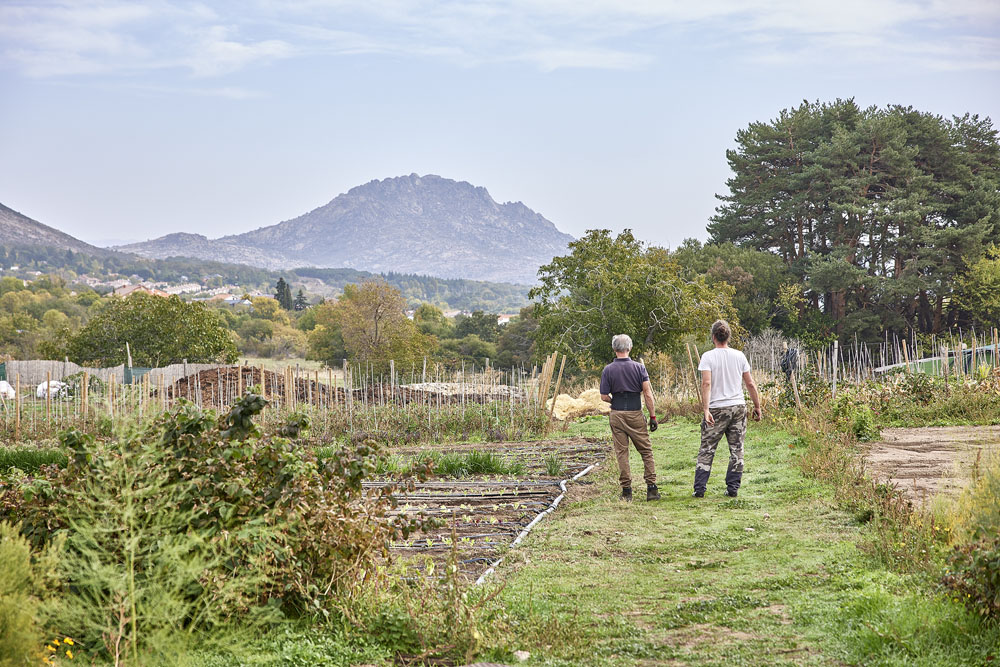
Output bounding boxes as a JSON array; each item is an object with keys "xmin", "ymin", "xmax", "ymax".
[
  {"xmin": 600, "ymin": 393, "xmax": 612, "ymax": 404},
  {"xmin": 701, "ymin": 370, "xmax": 714, "ymax": 425},
  {"xmin": 641, "ymin": 380, "xmax": 655, "ymax": 416},
  {"xmin": 743, "ymin": 371, "xmax": 762, "ymax": 420}
]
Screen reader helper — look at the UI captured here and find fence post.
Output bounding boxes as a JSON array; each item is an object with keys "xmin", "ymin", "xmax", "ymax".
[{"xmin": 45, "ymin": 370, "xmax": 51, "ymax": 423}]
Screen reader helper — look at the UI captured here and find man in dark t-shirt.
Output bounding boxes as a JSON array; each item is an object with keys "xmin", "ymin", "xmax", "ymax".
[{"xmin": 600, "ymin": 334, "xmax": 659, "ymax": 501}]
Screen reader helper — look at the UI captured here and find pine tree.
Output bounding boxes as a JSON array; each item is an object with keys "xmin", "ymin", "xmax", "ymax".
[
  {"xmin": 294, "ymin": 289, "xmax": 308, "ymax": 311},
  {"xmin": 274, "ymin": 278, "xmax": 293, "ymax": 310}
]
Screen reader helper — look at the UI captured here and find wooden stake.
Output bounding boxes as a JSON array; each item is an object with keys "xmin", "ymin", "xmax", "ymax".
[
  {"xmin": 790, "ymin": 369, "xmax": 803, "ymax": 412},
  {"xmin": 685, "ymin": 343, "xmax": 702, "ymax": 402},
  {"xmin": 45, "ymin": 370, "xmax": 51, "ymax": 422},
  {"xmin": 547, "ymin": 354, "xmax": 567, "ymax": 419}
]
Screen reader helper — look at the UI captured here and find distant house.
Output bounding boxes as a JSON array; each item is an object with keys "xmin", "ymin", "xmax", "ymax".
[
  {"xmin": 497, "ymin": 314, "xmax": 519, "ymax": 326},
  {"xmin": 114, "ymin": 284, "xmax": 169, "ymax": 298}
]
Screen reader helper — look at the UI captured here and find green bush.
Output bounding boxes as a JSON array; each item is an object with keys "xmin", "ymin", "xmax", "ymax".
[
  {"xmin": 0, "ymin": 394, "xmax": 431, "ymax": 661},
  {"xmin": 944, "ymin": 451, "xmax": 1000, "ymax": 620},
  {"xmin": 944, "ymin": 536, "xmax": 1000, "ymax": 621},
  {"xmin": 850, "ymin": 405, "xmax": 880, "ymax": 442},
  {"xmin": 0, "ymin": 521, "xmax": 62, "ymax": 667}
]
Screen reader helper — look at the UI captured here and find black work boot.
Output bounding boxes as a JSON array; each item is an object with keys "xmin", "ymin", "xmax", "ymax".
[
  {"xmin": 646, "ymin": 484, "xmax": 661, "ymax": 501},
  {"xmin": 692, "ymin": 490, "xmax": 705, "ymax": 498},
  {"xmin": 725, "ymin": 489, "xmax": 738, "ymax": 498},
  {"xmin": 620, "ymin": 486, "xmax": 633, "ymax": 502}
]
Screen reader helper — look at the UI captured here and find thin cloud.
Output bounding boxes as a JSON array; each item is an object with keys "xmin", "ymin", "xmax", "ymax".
[{"xmin": 1, "ymin": 0, "xmax": 998, "ymax": 81}]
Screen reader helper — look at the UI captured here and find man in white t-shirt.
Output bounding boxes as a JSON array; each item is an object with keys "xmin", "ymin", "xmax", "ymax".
[{"xmin": 693, "ymin": 320, "xmax": 762, "ymax": 498}]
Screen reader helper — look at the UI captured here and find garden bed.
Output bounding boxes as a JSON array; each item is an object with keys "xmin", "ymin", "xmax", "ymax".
[
  {"xmin": 375, "ymin": 437, "xmax": 607, "ymax": 580},
  {"xmin": 864, "ymin": 425, "xmax": 1000, "ymax": 503}
]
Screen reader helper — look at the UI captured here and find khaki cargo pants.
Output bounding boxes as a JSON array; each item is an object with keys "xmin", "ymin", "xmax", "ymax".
[{"xmin": 609, "ymin": 410, "xmax": 656, "ymax": 489}]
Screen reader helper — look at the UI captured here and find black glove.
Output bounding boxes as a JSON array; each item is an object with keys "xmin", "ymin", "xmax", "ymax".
[{"xmin": 648, "ymin": 415, "xmax": 658, "ymax": 432}]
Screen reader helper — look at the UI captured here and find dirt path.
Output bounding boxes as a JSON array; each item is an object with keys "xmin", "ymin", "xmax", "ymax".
[{"xmin": 864, "ymin": 425, "xmax": 1000, "ymax": 503}]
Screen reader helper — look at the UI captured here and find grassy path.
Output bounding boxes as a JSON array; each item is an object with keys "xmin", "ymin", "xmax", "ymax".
[{"xmin": 487, "ymin": 418, "xmax": 998, "ymax": 666}]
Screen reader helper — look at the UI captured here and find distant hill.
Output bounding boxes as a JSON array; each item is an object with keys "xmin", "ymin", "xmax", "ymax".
[
  {"xmin": 120, "ymin": 174, "xmax": 573, "ymax": 284},
  {"xmin": 0, "ymin": 203, "xmax": 110, "ymax": 256}
]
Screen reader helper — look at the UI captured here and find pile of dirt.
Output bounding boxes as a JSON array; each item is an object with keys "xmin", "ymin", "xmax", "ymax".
[
  {"xmin": 865, "ymin": 425, "xmax": 1000, "ymax": 503},
  {"xmin": 546, "ymin": 388, "xmax": 611, "ymax": 420}
]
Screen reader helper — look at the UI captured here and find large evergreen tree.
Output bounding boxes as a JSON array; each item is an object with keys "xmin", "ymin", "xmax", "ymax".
[
  {"xmin": 274, "ymin": 277, "xmax": 293, "ymax": 310},
  {"xmin": 710, "ymin": 99, "xmax": 1000, "ymax": 340}
]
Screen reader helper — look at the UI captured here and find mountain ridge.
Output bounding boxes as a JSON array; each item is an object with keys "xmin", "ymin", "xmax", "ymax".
[
  {"xmin": 0, "ymin": 203, "xmax": 112, "ymax": 257},
  {"xmin": 121, "ymin": 174, "xmax": 572, "ymax": 284}
]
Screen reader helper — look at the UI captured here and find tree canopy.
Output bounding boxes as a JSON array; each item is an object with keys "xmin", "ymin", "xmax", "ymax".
[
  {"xmin": 306, "ymin": 280, "xmax": 435, "ymax": 368},
  {"xmin": 530, "ymin": 230, "xmax": 734, "ymax": 367},
  {"xmin": 709, "ymin": 99, "xmax": 1000, "ymax": 340},
  {"xmin": 66, "ymin": 293, "xmax": 238, "ymax": 366}
]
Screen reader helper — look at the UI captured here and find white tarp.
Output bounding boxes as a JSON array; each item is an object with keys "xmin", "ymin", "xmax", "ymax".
[
  {"xmin": 36, "ymin": 380, "xmax": 68, "ymax": 399},
  {"xmin": 0, "ymin": 380, "xmax": 14, "ymax": 399}
]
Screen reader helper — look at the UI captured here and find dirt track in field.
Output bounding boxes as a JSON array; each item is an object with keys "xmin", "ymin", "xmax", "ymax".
[{"xmin": 864, "ymin": 426, "xmax": 1000, "ymax": 503}]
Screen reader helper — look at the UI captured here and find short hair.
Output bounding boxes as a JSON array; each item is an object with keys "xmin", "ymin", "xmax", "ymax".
[
  {"xmin": 711, "ymin": 320, "xmax": 731, "ymax": 343},
  {"xmin": 611, "ymin": 334, "xmax": 633, "ymax": 353}
]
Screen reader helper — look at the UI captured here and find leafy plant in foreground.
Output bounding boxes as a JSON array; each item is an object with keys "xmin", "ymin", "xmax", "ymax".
[{"xmin": 0, "ymin": 393, "xmax": 432, "ymax": 662}]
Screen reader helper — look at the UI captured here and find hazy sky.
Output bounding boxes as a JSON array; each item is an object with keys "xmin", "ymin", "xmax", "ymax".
[{"xmin": 2, "ymin": 1, "xmax": 999, "ymax": 249}]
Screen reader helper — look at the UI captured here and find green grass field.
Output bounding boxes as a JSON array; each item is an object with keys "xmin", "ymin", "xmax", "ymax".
[{"xmin": 483, "ymin": 418, "xmax": 998, "ymax": 666}]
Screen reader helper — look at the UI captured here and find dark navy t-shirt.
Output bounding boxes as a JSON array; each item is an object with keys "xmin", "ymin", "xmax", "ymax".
[{"xmin": 599, "ymin": 357, "xmax": 649, "ymax": 395}]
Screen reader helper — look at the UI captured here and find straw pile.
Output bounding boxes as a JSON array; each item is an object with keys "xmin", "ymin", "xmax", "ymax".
[{"xmin": 546, "ymin": 388, "xmax": 611, "ymax": 421}]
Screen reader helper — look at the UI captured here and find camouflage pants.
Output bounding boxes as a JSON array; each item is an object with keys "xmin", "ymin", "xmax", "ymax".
[{"xmin": 694, "ymin": 405, "xmax": 746, "ymax": 494}]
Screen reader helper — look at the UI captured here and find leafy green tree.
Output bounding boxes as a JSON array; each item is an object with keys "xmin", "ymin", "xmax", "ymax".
[
  {"xmin": 250, "ymin": 297, "xmax": 290, "ymax": 325},
  {"xmin": 955, "ymin": 247, "xmax": 1000, "ymax": 329},
  {"xmin": 66, "ymin": 293, "xmax": 238, "ymax": 366},
  {"xmin": 438, "ymin": 334, "xmax": 497, "ymax": 367},
  {"xmin": 413, "ymin": 303, "xmax": 454, "ymax": 339},
  {"xmin": 307, "ymin": 281, "xmax": 435, "ymax": 368},
  {"xmin": 672, "ymin": 239, "xmax": 799, "ymax": 335},
  {"xmin": 495, "ymin": 306, "xmax": 538, "ymax": 368},
  {"xmin": 454, "ymin": 310, "xmax": 500, "ymax": 343},
  {"xmin": 710, "ymin": 99, "xmax": 1000, "ymax": 340},
  {"xmin": 530, "ymin": 230, "xmax": 735, "ymax": 367}
]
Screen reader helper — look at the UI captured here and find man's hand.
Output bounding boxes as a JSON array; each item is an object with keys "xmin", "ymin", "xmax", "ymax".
[
  {"xmin": 648, "ymin": 415, "xmax": 658, "ymax": 432},
  {"xmin": 752, "ymin": 405, "xmax": 762, "ymax": 421},
  {"xmin": 704, "ymin": 409, "xmax": 715, "ymax": 426}
]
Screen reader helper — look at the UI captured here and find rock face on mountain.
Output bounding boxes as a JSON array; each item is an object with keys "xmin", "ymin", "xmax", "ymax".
[
  {"xmin": 121, "ymin": 174, "xmax": 573, "ymax": 284},
  {"xmin": 0, "ymin": 203, "xmax": 109, "ymax": 256}
]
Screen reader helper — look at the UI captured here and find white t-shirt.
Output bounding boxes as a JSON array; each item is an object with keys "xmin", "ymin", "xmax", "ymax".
[{"xmin": 698, "ymin": 347, "xmax": 751, "ymax": 408}]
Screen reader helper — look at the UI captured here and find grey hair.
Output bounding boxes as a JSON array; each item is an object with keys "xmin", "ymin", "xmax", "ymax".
[{"xmin": 611, "ymin": 334, "xmax": 633, "ymax": 353}]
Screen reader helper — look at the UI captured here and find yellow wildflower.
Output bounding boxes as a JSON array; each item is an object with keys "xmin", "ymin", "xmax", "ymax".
[
  {"xmin": 46, "ymin": 645, "xmax": 56, "ymax": 653},
  {"xmin": 66, "ymin": 649, "xmax": 74, "ymax": 659},
  {"xmin": 64, "ymin": 637, "xmax": 74, "ymax": 645}
]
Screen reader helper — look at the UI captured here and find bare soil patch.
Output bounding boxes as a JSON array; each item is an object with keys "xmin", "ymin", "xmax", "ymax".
[{"xmin": 864, "ymin": 426, "xmax": 1000, "ymax": 502}]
